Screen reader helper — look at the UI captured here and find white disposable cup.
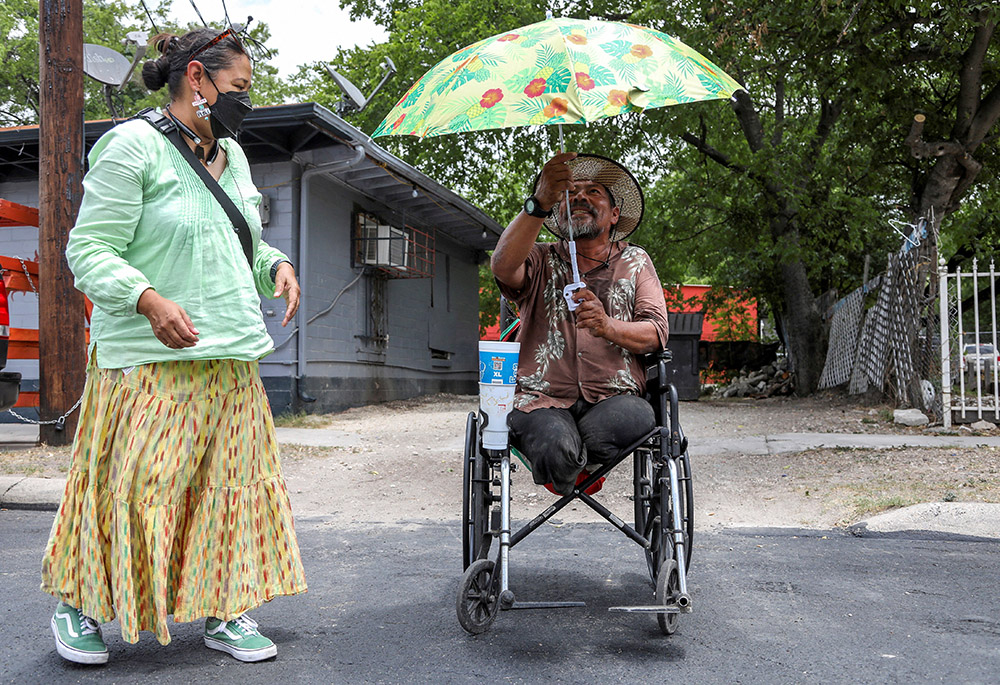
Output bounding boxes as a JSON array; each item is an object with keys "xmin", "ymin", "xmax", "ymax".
[{"xmin": 479, "ymin": 382, "xmax": 517, "ymax": 449}]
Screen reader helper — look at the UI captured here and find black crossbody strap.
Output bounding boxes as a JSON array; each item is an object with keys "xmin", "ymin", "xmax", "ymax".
[{"xmin": 135, "ymin": 108, "xmax": 254, "ymax": 270}]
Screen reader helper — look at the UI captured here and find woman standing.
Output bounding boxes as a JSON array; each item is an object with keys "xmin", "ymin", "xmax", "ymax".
[{"xmin": 41, "ymin": 27, "xmax": 307, "ymax": 664}]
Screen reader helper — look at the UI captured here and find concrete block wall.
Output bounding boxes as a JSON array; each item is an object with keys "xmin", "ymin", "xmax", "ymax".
[
  {"xmin": 250, "ymin": 160, "xmax": 299, "ymax": 377},
  {"xmin": 300, "ymin": 175, "xmax": 362, "ymax": 364},
  {"xmin": 293, "ymin": 177, "xmax": 481, "ymax": 415},
  {"xmin": 2, "ymin": 157, "xmax": 483, "ymax": 420}
]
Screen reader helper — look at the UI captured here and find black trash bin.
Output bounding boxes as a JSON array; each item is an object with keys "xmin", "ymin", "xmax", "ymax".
[{"xmin": 666, "ymin": 311, "xmax": 704, "ymax": 401}]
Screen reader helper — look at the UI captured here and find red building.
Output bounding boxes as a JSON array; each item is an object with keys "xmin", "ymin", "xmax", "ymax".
[
  {"xmin": 663, "ymin": 284, "xmax": 759, "ymax": 342},
  {"xmin": 482, "ymin": 284, "xmax": 758, "ymax": 342}
]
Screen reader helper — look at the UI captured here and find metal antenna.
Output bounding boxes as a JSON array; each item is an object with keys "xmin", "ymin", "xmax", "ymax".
[
  {"xmin": 188, "ymin": 0, "xmax": 209, "ymax": 27},
  {"xmin": 220, "ymin": 0, "xmax": 233, "ymax": 28},
  {"xmin": 138, "ymin": 0, "xmax": 160, "ymax": 33}
]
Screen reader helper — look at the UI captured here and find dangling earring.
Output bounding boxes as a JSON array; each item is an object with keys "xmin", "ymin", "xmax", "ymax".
[{"xmin": 193, "ymin": 91, "xmax": 210, "ymax": 119}]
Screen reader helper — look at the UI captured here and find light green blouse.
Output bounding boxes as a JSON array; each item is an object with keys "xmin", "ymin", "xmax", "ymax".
[{"xmin": 67, "ymin": 118, "xmax": 289, "ymax": 369}]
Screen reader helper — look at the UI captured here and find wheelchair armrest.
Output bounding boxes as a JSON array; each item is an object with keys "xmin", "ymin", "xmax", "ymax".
[
  {"xmin": 643, "ymin": 348, "xmax": 672, "ymax": 392},
  {"xmin": 652, "ymin": 348, "xmax": 672, "ymax": 364}
]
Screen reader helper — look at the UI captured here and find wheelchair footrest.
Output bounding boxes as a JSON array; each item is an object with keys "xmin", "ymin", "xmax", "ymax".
[
  {"xmin": 507, "ymin": 601, "xmax": 586, "ymax": 611},
  {"xmin": 608, "ymin": 604, "xmax": 682, "ymax": 614}
]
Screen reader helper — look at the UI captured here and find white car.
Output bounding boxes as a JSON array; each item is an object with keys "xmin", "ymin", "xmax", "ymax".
[{"xmin": 961, "ymin": 343, "xmax": 999, "ymax": 376}]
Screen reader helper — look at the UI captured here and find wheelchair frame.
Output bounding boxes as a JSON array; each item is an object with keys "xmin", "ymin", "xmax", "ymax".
[{"xmin": 458, "ymin": 352, "xmax": 695, "ymax": 635}]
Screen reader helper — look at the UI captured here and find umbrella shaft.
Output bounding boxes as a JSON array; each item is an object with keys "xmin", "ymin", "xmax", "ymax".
[
  {"xmin": 557, "ymin": 123, "xmax": 580, "ymax": 281},
  {"xmin": 568, "ymin": 239, "xmax": 582, "ymax": 284}
]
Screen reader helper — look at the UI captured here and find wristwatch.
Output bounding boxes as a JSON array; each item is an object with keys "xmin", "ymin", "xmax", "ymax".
[
  {"xmin": 270, "ymin": 258, "xmax": 293, "ymax": 282},
  {"xmin": 523, "ymin": 195, "xmax": 551, "ymax": 218}
]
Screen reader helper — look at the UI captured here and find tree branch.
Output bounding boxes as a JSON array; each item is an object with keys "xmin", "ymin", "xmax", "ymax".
[
  {"xmin": 952, "ymin": 9, "xmax": 995, "ymax": 140},
  {"xmin": 905, "ymin": 114, "xmax": 969, "ymax": 160},
  {"xmin": 680, "ymin": 132, "xmax": 745, "ymax": 172},
  {"xmin": 730, "ymin": 89, "xmax": 766, "ymax": 153},
  {"xmin": 664, "ymin": 218, "xmax": 730, "ymax": 244},
  {"xmin": 771, "ymin": 73, "xmax": 785, "ymax": 147},
  {"xmin": 809, "ymin": 95, "xmax": 843, "ymax": 162},
  {"xmin": 968, "ymin": 80, "xmax": 1000, "ymax": 149}
]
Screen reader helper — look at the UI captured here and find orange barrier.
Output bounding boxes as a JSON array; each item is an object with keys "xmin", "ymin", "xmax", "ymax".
[
  {"xmin": 14, "ymin": 391, "xmax": 39, "ymax": 408},
  {"xmin": 2, "ymin": 198, "xmax": 90, "ymax": 409},
  {"xmin": 0, "ymin": 255, "xmax": 39, "ymax": 292},
  {"xmin": 0, "ymin": 199, "xmax": 39, "ymax": 228}
]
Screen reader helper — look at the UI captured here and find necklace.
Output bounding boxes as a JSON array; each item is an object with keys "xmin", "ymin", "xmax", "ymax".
[
  {"xmin": 166, "ymin": 108, "xmax": 219, "ymax": 166},
  {"xmin": 578, "ymin": 242, "xmax": 615, "ymax": 276}
]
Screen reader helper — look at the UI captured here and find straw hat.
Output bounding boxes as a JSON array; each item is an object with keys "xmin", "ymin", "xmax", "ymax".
[{"xmin": 541, "ymin": 154, "xmax": 645, "ymax": 242}]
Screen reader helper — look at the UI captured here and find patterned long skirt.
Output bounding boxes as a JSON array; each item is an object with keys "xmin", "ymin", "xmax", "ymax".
[{"xmin": 40, "ymin": 357, "xmax": 307, "ymax": 645}]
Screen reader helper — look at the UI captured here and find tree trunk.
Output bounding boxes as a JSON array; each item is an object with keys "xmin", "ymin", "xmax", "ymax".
[{"xmin": 773, "ymin": 229, "xmax": 825, "ymax": 396}]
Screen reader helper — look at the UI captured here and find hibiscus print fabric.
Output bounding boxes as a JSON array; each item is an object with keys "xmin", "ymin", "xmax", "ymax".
[{"xmin": 373, "ymin": 16, "xmax": 743, "ymax": 139}]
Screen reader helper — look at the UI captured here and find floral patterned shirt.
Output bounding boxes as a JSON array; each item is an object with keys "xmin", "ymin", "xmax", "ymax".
[{"xmin": 498, "ymin": 241, "xmax": 669, "ymax": 413}]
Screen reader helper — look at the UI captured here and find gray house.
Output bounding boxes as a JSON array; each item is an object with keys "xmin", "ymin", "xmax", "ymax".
[{"xmin": 0, "ymin": 102, "xmax": 502, "ymax": 418}]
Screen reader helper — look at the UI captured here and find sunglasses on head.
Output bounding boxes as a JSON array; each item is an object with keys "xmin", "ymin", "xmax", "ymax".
[{"xmin": 188, "ymin": 18, "xmax": 272, "ymax": 66}]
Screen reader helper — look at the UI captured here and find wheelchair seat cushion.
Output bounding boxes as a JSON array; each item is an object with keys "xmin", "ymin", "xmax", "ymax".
[{"xmin": 542, "ymin": 468, "xmax": 604, "ymax": 496}]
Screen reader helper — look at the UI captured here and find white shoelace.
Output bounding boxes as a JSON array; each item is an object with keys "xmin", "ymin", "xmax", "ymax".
[
  {"xmin": 233, "ymin": 614, "xmax": 260, "ymax": 635},
  {"xmin": 76, "ymin": 608, "xmax": 99, "ymax": 636}
]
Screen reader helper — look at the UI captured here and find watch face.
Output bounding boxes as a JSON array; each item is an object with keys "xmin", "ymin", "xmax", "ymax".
[{"xmin": 526, "ymin": 197, "xmax": 538, "ymax": 213}]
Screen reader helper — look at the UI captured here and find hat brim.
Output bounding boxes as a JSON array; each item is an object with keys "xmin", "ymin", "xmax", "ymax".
[{"xmin": 541, "ymin": 154, "xmax": 644, "ymax": 242}]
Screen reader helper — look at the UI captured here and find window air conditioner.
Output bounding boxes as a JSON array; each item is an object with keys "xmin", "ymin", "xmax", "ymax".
[{"xmin": 362, "ymin": 223, "xmax": 409, "ymax": 268}]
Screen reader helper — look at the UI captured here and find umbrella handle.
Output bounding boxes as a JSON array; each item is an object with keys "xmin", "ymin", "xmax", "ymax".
[
  {"xmin": 564, "ymin": 281, "xmax": 586, "ymax": 312},
  {"xmin": 563, "ymin": 235, "xmax": 585, "ymax": 312}
]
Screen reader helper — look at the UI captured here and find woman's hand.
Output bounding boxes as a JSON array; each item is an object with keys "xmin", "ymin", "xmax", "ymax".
[
  {"xmin": 273, "ymin": 262, "xmax": 300, "ymax": 327},
  {"xmin": 137, "ymin": 288, "xmax": 199, "ymax": 348}
]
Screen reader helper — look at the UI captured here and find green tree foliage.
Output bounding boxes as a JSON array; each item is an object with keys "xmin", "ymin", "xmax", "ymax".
[
  {"xmin": 290, "ymin": 1, "xmax": 1000, "ymax": 393},
  {"xmin": 0, "ymin": 0, "xmax": 287, "ymax": 126}
]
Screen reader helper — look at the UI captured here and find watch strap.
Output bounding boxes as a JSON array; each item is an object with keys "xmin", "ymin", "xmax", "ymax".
[{"xmin": 524, "ymin": 195, "xmax": 550, "ymax": 218}]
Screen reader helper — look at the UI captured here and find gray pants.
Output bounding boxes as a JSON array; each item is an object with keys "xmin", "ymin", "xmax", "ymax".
[{"xmin": 507, "ymin": 394, "xmax": 655, "ymax": 496}]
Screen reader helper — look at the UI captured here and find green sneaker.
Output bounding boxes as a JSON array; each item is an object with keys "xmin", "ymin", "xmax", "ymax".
[
  {"xmin": 50, "ymin": 601, "xmax": 108, "ymax": 665},
  {"xmin": 204, "ymin": 614, "xmax": 277, "ymax": 662}
]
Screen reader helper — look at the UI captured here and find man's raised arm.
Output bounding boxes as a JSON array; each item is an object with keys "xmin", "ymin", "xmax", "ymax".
[{"xmin": 491, "ymin": 151, "xmax": 577, "ymax": 290}]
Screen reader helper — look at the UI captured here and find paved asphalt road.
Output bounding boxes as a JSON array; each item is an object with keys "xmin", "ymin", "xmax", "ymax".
[{"xmin": 2, "ymin": 510, "xmax": 999, "ymax": 684}]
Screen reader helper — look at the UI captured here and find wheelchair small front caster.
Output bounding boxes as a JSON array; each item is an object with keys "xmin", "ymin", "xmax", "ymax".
[
  {"xmin": 656, "ymin": 559, "xmax": 680, "ymax": 636},
  {"xmin": 457, "ymin": 559, "xmax": 499, "ymax": 634},
  {"xmin": 499, "ymin": 589, "xmax": 515, "ymax": 610}
]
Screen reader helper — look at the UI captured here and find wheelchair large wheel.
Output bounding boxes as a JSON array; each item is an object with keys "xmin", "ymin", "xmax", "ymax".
[
  {"xmin": 462, "ymin": 413, "xmax": 492, "ymax": 570},
  {"xmin": 634, "ymin": 448, "xmax": 663, "ymax": 582},
  {"xmin": 457, "ymin": 559, "xmax": 499, "ymax": 634},
  {"xmin": 634, "ymin": 449, "xmax": 694, "ymax": 583},
  {"xmin": 655, "ymin": 559, "xmax": 680, "ymax": 636}
]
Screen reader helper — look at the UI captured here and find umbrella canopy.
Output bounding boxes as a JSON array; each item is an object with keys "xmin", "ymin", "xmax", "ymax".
[{"xmin": 372, "ymin": 16, "xmax": 743, "ymax": 139}]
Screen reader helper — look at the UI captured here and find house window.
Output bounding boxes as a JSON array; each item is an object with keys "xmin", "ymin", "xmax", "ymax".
[{"xmin": 352, "ymin": 211, "xmax": 434, "ymax": 279}]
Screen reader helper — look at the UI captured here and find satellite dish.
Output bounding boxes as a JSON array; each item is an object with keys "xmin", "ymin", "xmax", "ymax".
[
  {"xmin": 82, "ymin": 33, "xmax": 148, "ymax": 120},
  {"xmin": 324, "ymin": 65, "xmax": 367, "ymax": 113},
  {"xmin": 323, "ymin": 57, "xmax": 397, "ymax": 117},
  {"xmin": 83, "ymin": 43, "xmax": 133, "ymax": 86}
]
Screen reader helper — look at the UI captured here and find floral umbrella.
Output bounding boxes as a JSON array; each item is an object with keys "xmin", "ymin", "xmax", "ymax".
[
  {"xmin": 372, "ymin": 16, "xmax": 744, "ymax": 310},
  {"xmin": 371, "ymin": 16, "xmax": 743, "ymax": 139}
]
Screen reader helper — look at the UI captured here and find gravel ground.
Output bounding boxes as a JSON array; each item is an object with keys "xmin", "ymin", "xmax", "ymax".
[{"xmin": 3, "ymin": 392, "xmax": 999, "ymax": 530}]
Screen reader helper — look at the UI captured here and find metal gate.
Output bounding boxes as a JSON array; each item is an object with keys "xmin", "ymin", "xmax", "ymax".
[{"xmin": 939, "ymin": 258, "xmax": 1000, "ymax": 428}]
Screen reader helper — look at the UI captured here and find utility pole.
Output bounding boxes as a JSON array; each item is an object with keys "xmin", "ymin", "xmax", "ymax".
[{"xmin": 38, "ymin": 0, "xmax": 86, "ymax": 445}]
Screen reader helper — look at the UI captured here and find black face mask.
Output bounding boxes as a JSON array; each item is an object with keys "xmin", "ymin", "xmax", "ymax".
[{"xmin": 206, "ymin": 75, "xmax": 253, "ymax": 139}]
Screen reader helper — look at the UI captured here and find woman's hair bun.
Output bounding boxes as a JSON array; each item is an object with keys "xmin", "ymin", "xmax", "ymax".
[
  {"xmin": 150, "ymin": 33, "xmax": 180, "ymax": 57},
  {"xmin": 141, "ymin": 56, "xmax": 171, "ymax": 91},
  {"xmin": 141, "ymin": 33, "xmax": 179, "ymax": 91}
]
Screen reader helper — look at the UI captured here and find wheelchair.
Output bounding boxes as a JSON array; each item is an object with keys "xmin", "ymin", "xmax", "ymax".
[{"xmin": 458, "ymin": 347, "xmax": 694, "ymax": 635}]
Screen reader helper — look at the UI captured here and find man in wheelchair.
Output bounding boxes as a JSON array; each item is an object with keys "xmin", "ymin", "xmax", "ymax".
[{"xmin": 491, "ymin": 152, "xmax": 669, "ymax": 496}]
